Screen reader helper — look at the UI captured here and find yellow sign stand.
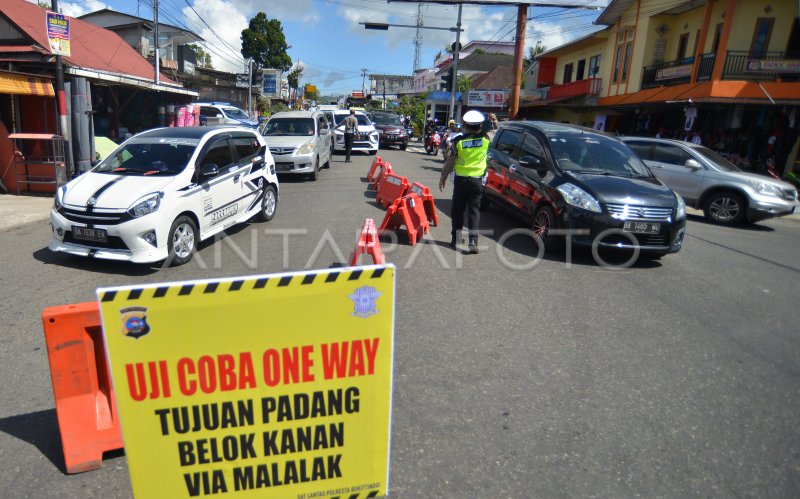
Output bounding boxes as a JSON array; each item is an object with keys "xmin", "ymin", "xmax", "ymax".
[{"xmin": 97, "ymin": 265, "xmax": 395, "ymax": 498}]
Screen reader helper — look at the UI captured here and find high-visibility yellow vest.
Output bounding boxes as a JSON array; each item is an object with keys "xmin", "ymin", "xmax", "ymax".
[{"xmin": 454, "ymin": 135, "xmax": 490, "ymax": 177}]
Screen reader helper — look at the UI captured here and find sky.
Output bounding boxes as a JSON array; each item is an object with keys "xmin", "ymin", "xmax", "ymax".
[{"xmin": 50, "ymin": 0, "xmax": 608, "ymax": 96}]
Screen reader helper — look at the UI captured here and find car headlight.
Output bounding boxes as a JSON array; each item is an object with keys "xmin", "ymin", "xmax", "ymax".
[
  {"xmin": 127, "ymin": 192, "xmax": 162, "ymax": 218},
  {"xmin": 54, "ymin": 185, "xmax": 66, "ymax": 210},
  {"xmin": 370, "ymin": 132, "xmax": 379, "ymax": 143},
  {"xmin": 748, "ymin": 179, "xmax": 781, "ymax": 196},
  {"xmin": 297, "ymin": 143, "xmax": 315, "ymax": 155},
  {"xmin": 676, "ymin": 195, "xmax": 686, "ymax": 219},
  {"xmin": 556, "ymin": 183, "xmax": 601, "ymax": 213}
]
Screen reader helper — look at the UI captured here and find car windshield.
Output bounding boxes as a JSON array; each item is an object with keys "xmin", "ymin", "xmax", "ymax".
[
  {"xmin": 263, "ymin": 118, "xmax": 315, "ymax": 136},
  {"xmin": 222, "ymin": 107, "xmax": 249, "ymax": 120},
  {"xmin": 691, "ymin": 146, "xmax": 742, "ymax": 172},
  {"xmin": 548, "ymin": 134, "xmax": 652, "ymax": 177},
  {"xmin": 373, "ymin": 114, "xmax": 403, "ymax": 126},
  {"xmin": 334, "ymin": 113, "xmax": 371, "ymax": 126},
  {"xmin": 95, "ymin": 138, "xmax": 198, "ymax": 175}
]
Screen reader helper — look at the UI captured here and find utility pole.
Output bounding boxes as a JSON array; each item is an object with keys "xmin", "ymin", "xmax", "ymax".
[
  {"xmin": 153, "ymin": 0, "xmax": 160, "ymax": 85},
  {"xmin": 247, "ymin": 59, "xmax": 253, "ymax": 117},
  {"xmin": 448, "ymin": 4, "xmax": 462, "ymax": 122},
  {"xmin": 413, "ymin": 4, "xmax": 423, "ymax": 73},
  {"xmin": 361, "ymin": 68, "xmax": 368, "ymax": 96},
  {"xmin": 50, "ymin": 0, "xmax": 71, "ymax": 175},
  {"xmin": 508, "ymin": 4, "xmax": 527, "ymax": 120}
]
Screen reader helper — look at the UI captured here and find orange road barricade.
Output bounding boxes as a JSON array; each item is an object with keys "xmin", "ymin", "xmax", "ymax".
[
  {"xmin": 376, "ymin": 172, "xmax": 410, "ymax": 208},
  {"xmin": 370, "ymin": 161, "xmax": 394, "ymax": 191},
  {"xmin": 349, "ymin": 218, "xmax": 386, "ymax": 265},
  {"xmin": 409, "ymin": 181, "xmax": 439, "ymax": 226},
  {"xmin": 41, "ymin": 302, "xmax": 123, "ymax": 474},
  {"xmin": 379, "ymin": 192, "xmax": 430, "ymax": 245},
  {"xmin": 367, "ymin": 155, "xmax": 384, "ymax": 183}
]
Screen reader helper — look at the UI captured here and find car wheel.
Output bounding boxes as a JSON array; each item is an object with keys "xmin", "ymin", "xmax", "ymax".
[
  {"xmin": 257, "ymin": 184, "xmax": 278, "ymax": 222},
  {"xmin": 532, "ymin": 205, "xmax": 563, "ymax": 253},
  {"xmin": 167, "ymin": 215, "xmax": 197, "ymax": 266},
  {"xmin": 400, "ymin": 144, "xmax": 407, "ymax": 151},
  {"xmin": 703, "ymin": 191, "xmax": 745, "ymax": 225},
  {"xmin": 309, "ymin": 157, "xmax": 320, "ymax": 181}
]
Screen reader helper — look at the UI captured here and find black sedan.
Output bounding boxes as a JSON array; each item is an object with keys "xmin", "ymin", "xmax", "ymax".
[{"xmin": 483, "ymin": 121, "xmax": 686, "ymax": 258}]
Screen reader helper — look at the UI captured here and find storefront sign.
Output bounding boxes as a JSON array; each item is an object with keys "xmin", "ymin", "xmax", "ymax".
[
  {"xmin": 235, "ymin": 73, "xmax": 250, "ymax": 88},
  {"xmin": 466, "ymin": 90, "xmax": 507, "ymax": 108},
  {"xmin": 655, "ymin": 64, "xmax": 692, "ymax": 81},
  {"xmin": 261, "ymin": 70, "xmax": 281, "ymax": 98},
  {"xmin": 46, "ymin": 12, "xmax": 70, "ymax": 57},
  {"xmin": 97, "ymin": 265, "xmax": 395, "ymax": 498},
  {"xmin": 745, "ymin": 59, "xmax": 800, "ymax": 73},
  {"xmin": 183, "ymin": 61, "xmax": 196, "ymax": 76},
  {"xmin": 352, "ymin": 91, "xmax": 364, "ymax": 98}
]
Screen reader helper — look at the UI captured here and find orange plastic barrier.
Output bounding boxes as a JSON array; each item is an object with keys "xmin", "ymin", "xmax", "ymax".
[
  {"xmin": 41, "ymin": 302, "xmax": 123, "ymax": 474},
  {"xmin": 367, "ymin": 155, "xmax": 384, "ymax": 182},
  {"xmin": 409, "ymin": 181, "xmax": 439, "ymax": 227},
  {"xmin": 370, "ymin": 162, "xmax": 393, "ymax": 191},
  {"xmin": 376, "ymin": 172, "xmax": 409, "ymax": 208},
  {"xmin": 349, "ymin": 218, "xmax": 386, "ymax": 265},
  {"xmin": 379, "ymin": 192, "xmax": 430, "ymax": 245}
]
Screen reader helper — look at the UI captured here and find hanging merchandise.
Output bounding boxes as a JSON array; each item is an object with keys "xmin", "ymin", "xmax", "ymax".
[{"xmin": 684, "ymin": 106, "xmax": 698, "ymax": 131}]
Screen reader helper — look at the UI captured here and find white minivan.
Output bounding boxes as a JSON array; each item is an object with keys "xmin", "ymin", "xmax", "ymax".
[
  {"xmin": 261, "ymin": 110, "xmax": 333, "ymax": 181},
  {"xmin": 49, "ymin": 127, "xmax": 278, "ymax": 266}
]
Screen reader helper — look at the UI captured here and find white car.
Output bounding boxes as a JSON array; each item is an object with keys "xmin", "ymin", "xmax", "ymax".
[
  {"xmin": 261, "ymin": 110, "xmax": 333, "ymax": 180},
  {"xmin": 332, "ymin": 110, "xmax": 379, "ymax": 155},
  {"xmin": 49, "ymin": 127, "xmax": 278, "ymax": 266},
  {"xmin": 198, "ymin": 102, "xmax": 259, "ymax": 129}
]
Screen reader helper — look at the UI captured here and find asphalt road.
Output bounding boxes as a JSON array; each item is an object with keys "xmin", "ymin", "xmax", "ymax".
[{"xmin": 1, "ymin": 140, "xmax": 799, "ymax": 498}]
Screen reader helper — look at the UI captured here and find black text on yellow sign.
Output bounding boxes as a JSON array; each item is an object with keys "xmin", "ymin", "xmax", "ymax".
[{"xmin": 98, "ymin": 265, "xmax": 394, "ymax": 499}]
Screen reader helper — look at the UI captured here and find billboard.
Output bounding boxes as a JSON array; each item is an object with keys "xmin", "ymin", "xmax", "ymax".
[
  {"xmin": 46, "ymin": 12, "xmax": 70, "ymax": 56},
  {"xmin": 261, "ymin": 69, "xmax": 282, "ymax": 98}
]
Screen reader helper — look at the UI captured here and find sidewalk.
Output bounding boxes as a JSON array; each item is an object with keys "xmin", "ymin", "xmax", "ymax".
[{"xmin": 0, "ymin": 194, "xmax": 53, "ymax": 232}]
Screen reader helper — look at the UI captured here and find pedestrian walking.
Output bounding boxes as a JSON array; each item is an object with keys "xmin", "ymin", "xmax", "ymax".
[
  {"xmin": 341, "ymin": 109, "xmax": 358, "ymax": 162},
  {"xmin": 438, "ymin": 110, "xmax": 490, "ymax": 254}
]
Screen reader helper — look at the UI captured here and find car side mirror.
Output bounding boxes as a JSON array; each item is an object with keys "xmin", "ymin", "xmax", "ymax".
[
  {"xmin": 685, "ymin": 158, "xmax": 702, "ymax": 170},
  {"xmin": 200, "ymin": 164, "xmax": 219, "ymax": 179},
  {"xmin": 519, "ymin": 155, "xmax": 548, "ymax": 177},
  {"xmin": 91, "ymin": 159, "xmax": 102, "ymax": 168}
]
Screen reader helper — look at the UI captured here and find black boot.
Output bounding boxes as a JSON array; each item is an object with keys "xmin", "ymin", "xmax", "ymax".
[{"xmin": 449, "ymin": 234, "xmax": 457, "ymax": 249}]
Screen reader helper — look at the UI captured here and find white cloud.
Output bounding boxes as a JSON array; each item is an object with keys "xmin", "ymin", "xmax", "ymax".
[
  {"xmin": 182, "ymin": 0, "xmax": 250, "ymax": 73},
  {"xmin": 25, "ymin": 0, "xmax": 109, "ymax": 17}
]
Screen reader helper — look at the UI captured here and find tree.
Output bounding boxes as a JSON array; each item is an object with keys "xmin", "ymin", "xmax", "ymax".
[
  {"xmin": 241, "ymin": 12, "xmax": 292, "ymax": 71},
  {"xmin": 187, "ymin": 44, "xmax": 213, "ymax": 69},
  {"xmin": 287, "ymin": 64, "xmax": 304, "ymax": 106},
  {"xmin": 456, "ymin": 74, "xmax": 472, "ymax": 93},
  {"xmin": 523, "ymin": 41, "xmax": 546, "ymax": 70}
]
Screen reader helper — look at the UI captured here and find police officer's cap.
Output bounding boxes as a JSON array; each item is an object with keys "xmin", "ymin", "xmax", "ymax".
[{"xmin": 462, "ymin": 110, "xmax": 485, "ymax": 125}]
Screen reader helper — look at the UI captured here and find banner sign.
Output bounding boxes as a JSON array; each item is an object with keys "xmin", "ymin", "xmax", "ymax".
[
  {"xmin": 261, "ymin": 70, "xmax": 281, "ymax": 98},
  {"xmin": 655, "ymin": 64, "xmax": 692, "ymax": 81},
  {"xmin": 46, "ymin": 12, "xmax": 70, "ymax": 56},
  {"xmin": 466, "ymin": 90, "xmax": 507, "ymax": 107},
  {"xmin": 745, "ymin": 59, "xmax": 800, "ymax": 73},
  {"xmin": 98, "ymin": 265, "xmax": 395, "ymax": 498}
]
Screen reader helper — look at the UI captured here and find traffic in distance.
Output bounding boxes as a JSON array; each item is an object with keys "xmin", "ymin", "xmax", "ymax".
[{"xmin": 47, "ymin": 108, "xmax": 799, "ymax": 266}]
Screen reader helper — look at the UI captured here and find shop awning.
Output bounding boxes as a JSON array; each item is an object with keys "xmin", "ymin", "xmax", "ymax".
[
  {"xmin": 0, "ymin": 72, "xmax": 54, "ymax": 97},
  {"xmin": 65, "ymin": 67, "xmax": 198, "ymax": 97}
]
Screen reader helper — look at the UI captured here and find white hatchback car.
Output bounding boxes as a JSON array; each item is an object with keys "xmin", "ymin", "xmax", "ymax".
[
  {"xmin": 261, "ymin": 110, "xmax": 333, "ymax": 180},
  {"xmin": 49, "ymin": 127, "xmax": 278, "ymax": 266},
  {"xmin": 332, "ymin": 110, "xmax": 379, "ymax": 155}
]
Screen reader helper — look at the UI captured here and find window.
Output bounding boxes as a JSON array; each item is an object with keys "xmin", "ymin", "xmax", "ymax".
[
  {"xmin": 232, "ymin": 135, "xmax": 260, "ymax": 161},
  {"xmin": 520, "ymin": 133, "xmax": 544, "ymax": 159},
  {"xmin": 677, "ymin": 33, "xmax": 689, "ymax": 60},
  {"xmin": 626, "ymin": 142, "xmax": 653, "ymax": 161},
  {"xmin": 563, "ymin": 63, "xmax": 574, "ymax": 83},
  {"xmin": 576, "ymin": 59, "xmax": 586, "ymax": 80},
  {"xmin": 200, "ymin": 107, "xmax": 219, "ymax": 117},
  {"xmin": 494, "ymin": 129, "xmax": 522, "ymax": 156},
  {"xmin": 653, "ymin": 144, "xmax": 691, "ymax": 166},
  {"xmin": 711, "ymin": 23, "xmax": 723, "ymax": 53},
  {"xmin": 652, "ymin": 38, "xmax": 667, "ymax": 65},
  {"xmin": 588, "ymin": 55, "xmax": 601, "ymax": 77},
  {"xmin": 200, "ymin": 139, "xmax": 234, "ymax": 169},
  {"xmin": 317, "ymin": 116, "xmax": 327, "ymax": 133},
  {"xmin": 750, "ymin": 18, "xmax": 774, "ymax": 57},
  {"xmin": 614, "ymin": 29, "xmax": 634, "ymax": 83}
]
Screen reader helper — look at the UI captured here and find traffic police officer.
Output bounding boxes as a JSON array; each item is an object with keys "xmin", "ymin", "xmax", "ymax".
[{"xmin": 439, "ymin": 110, "xmax": 490, "ymax": 254}]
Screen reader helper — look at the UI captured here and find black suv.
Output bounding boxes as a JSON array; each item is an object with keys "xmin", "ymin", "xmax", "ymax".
[{"xmin": 483, "ymin": 121, "xmax": 686, "ymax": 257}]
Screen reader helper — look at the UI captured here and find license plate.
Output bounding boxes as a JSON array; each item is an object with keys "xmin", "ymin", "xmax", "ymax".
[
  {"xmin": 275, "ymin": 162, "xmax": 293, "ymax": 172},
  {"xmin": 72, "ymin": 226, "xmax": 108, "ymax": 243},
  {"xmin": 623, "ymin": 221, "xmax": 661, "ymax": 234}
]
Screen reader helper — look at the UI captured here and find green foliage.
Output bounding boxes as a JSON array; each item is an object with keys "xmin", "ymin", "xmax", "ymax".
[
  {"xmin": 256, "ymin": 97, "xmax": 287, "ymax": 116},
  {"xmin": 305, "ymin": 90, "xmax": 318, "ymax": 102},
  {"xmin": 524, "ymin": 41, "xmax": 546, "ymax": 70},
  {"xmin": 472, "ymin": 48, "xmax": 486, "ymax": 55},
  {"xmin": 287, "ymin": 65, "xmax": 303, "ymax": 89},
  {"xmin": 241, "ymin": 12, "xmax": 292, "ymax": 71},
  {"xmin": 186, "ymin": 44, "xmax": 213, "ymax": 69},
  {"xmin": 456, "ymin": 74, "xmax": 472, "ymax": 93},
  {"xmin": 395, "ymin": 95, "xmax": 425, "ymax": 133}
]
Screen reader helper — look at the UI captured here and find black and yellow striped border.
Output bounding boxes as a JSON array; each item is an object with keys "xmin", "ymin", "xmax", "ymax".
[{"xmin": 99, "ymin": 267, "xmax": 388, "ymax": 304}]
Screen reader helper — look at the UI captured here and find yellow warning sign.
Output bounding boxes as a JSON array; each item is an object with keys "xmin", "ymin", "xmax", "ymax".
[{"xmin": 97, "ymin": 265, "xmax": 395, "ymax": 498}]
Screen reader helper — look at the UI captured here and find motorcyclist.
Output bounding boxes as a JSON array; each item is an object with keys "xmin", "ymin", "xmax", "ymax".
[
  {"xmin": 444, "ymin": 120, "xmax": 461, "ymax": 159},
  {"xmin": 424, "ymin": 118, "xmax": 437, "ymax": 149}
]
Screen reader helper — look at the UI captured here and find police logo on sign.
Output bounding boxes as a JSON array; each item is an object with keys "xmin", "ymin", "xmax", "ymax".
[
  {"xmin": 120, "ymin": 306, "xmax": 151, "ymax": 339},
  {"xmin": 348, "ymin": 286, "xmax": 381, "ymax": 318}
]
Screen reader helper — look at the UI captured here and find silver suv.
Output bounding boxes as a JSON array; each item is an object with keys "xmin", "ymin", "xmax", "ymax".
[
  {"xmin": 261, "ymin": 110, "xmax": 333, "ymax": 181},
  {"xmin": 622, "ymin": 137, "xmax": 799, "ymax": 225}
]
